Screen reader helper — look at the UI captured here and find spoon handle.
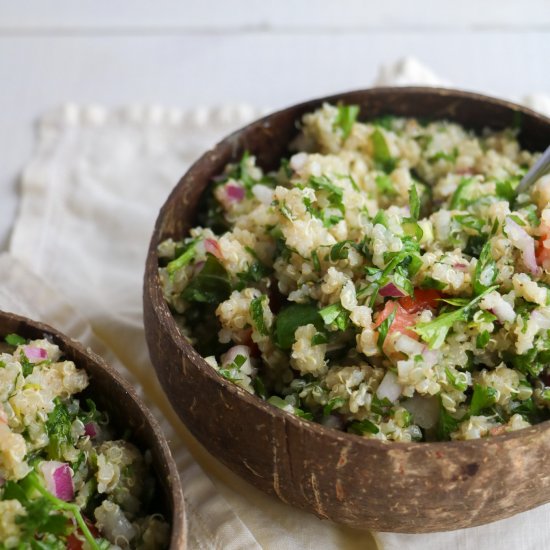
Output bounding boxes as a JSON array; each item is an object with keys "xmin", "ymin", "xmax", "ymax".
[{"xmin": 516, "ymin": 145, "xmax": 550, "ymax": 195}]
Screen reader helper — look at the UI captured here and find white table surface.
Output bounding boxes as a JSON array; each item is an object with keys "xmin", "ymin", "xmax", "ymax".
[{"xmin": 1, "ymin": 0, "xmax": 549, "ymax": 252}]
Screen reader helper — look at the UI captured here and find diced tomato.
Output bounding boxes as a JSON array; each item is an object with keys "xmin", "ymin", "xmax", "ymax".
[
  {"xmin": 536, "ymin": 234, "xmax": 550, "ymax": 270},
  {"xmin": 398, "ymin": 288, "xmax": 442, "ymax": 314},
  {"xmin": 204, "ymin": 238, "xmax": 223, "ymax": 259},
  {"xmin": 66, "ymin": 519, "xmax": 100, "ymax": 550},
  {"xmin": 374, "ymin": 301, "xmax": 418, "ymax": 339}
]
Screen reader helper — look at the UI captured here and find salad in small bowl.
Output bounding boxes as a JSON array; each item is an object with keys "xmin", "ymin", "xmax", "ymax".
[{"xmin": 0, "ymin": 311, "xmax": 185, "ymax": 549}]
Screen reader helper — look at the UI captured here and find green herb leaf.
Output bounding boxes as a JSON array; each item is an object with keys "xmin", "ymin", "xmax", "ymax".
[
  {"xmin": 5, "ymin": 333, "xmax": 26, "ymax": 346},
  {"xmin": 250, "ymin": 295, "xmax": 269, "ymax": 336},
  {"xmin": 436, "ymin": 402, "xmax": 460, "ymax": 440},
  {"xmin": 511, "ymin": 397, "xmax": 541, "ymax": 423},
  {"xmin": 21, "ymin": 356, "xmax": 34, "ymax": 377},
  {"xmin": 470, "ymin": 384, "xmax": 497, "ymax": 415},
  {"xmin": 519, "ymin": 203, "xmax": 540, "ymax": 227},
  {"xmin": 348, "ymin": 418, "xmax": 380, "ymax": 435},
  {"xmin": 166, "ymin": 237, "xmax": 199, "ymax": 276},
  {"xmin": 429, "ymin": 148, "xmax": 458, "ymax": 164},
  {"xmin": 375, "ymin": 174, "xmax": 396, "ymax": 195},
  {"xmin": 495, "ymin": 179, "xmax": 517, "ymax": 203},
  {"xmin": 371, "ymin": 115, "xmax": 395, "ymax": 130},
  {"xmin": 402, "ymin": 220, "xmax": 424, "ymax": 241},
  {"xmin": 231, "ymin": 150, "xmax": 258, "ymax": 196},
  {"xmin": 440, "ymin": 297, "xmax": 470, "ymax": 307},
  {"xmin": 267, "ymin": 396, "xmax": 312, "ymax": 420},
  {"xmin": 236, "ymin": 249, "xmax": 271, "ymax": 287},
  {"xmin": 370, "ymin": 128, "xmax": 396, "ymax": 173},
  {"xmin": 473, "ymin": 242, "xmax": 497, "ymax": 295},
  {"xmin": 334, "ymin": 104, "xmax": 360, "ymax": 139},
  {"xmin": 45, "ymin": 399, "xmax": 73, "ymax": 460},
  {"xmin": 17, "ymin": 471, "xmax": 102, "ymax": 550},
  {"xmin": 370, "ymin": 395, "xmax": 393, "ymax": 416},
  {"xmin": 219, "ymin": 354, "xmax": 247, "ymax": 382},
  {"xmin": 453, "ymin": 214, "xmax": 485, "ymax": 234},
  {"xmin": 392, "ymin": 265, "xmax": 414, "ymax": 297},
  {"xmin": 311, "ymin": 332, "xmax": 328, "ymax": 345},
  {"xmin": 507, "ymin": 347, "xmax": 546, "ymax": 378},
  {"xmin": 311, "ymin": 250, "xmax": 321, "ymax": 272},
  {"xmin": 319, "ymin": 303, "xmax": 350, "ymax": 331},
  {"xmin": 419, "ymin": 276, "xmax": 446, "ymax": 291},
  {"xmin": 182, "ymin": 255, "xmax": 231, "ymax": 304},
  {"xmin": 323, "ymin": 397, "xmax": 345, "ymax": 416},
  {"xmin": 330, "ymin": 240, "xmax": 353, "ymax": 262},
  {"xmin": 252, "ymin": 376, "xmax": 267, "ymax": 399},
  {"xmin": 445, "ymin": 367, "xmax": 468, "ymax": 391},
  {"xmin": 377, "ymin": 306, "xmax": 396, "ymax": 350},
  {"xmin": 476, "ymin": 330, "xmax": 491, "ymax": 348},
  {"xmin": 274, "ymin": 304, "xmax": 323, "ymax": 349},
  {"xmin": 307, "ymin": 175, "xmax": 346, "ymax": 227},
  {"xmin": 408, "ymin": 184, "xmax": 420, "ymax": 221},
  {"xmin": 450, "ymin": 177, "xmax": 474, "ymax": 210},
  {"xmin": 414, "ymin": 286, "xmax": 497, "ymax": 348},
  {"xmin": 309, "ymin": 175, "xmax": 344, "ymax": 201},
  {"xmin": 372, "ymin": 210, "xmax": 389, "ymax": 228}
]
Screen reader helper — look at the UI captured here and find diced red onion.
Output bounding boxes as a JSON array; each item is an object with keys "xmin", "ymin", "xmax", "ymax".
[
  {"xmin": 225, "ymin": 183, "xmax": 245, "ymax": 202},
  {"xmin": 402, "ymin": 395, "xmax": 440, "ymax": 429},
  {"xmin": 379, "ymin": 282, "xmax": 406, "ymax": 298},
  {"xmin": 453, "ymin": 262, "xmax": 469, "ymax": 271},
  {"xmin": 530, "ymin": 310, "xmax": 550, "ymax": 330},
  {"xmin": 505, "ymin": 216, "xmax": 541, "ymax": 276},
  {"xmin": 23, "ymin": 346, "xmax": 47, "ymax": 362},
  {"xmin": 40, "ymin": 461, "xmax": 74, "ymax": 501},
  {"xmin": 376, "ymin": 371, "xmax": 401, "ymax": 403},
  {"xmin": 192, "ymin": 260, "xmax": 205, "ymax": 276},
  {"xmin": 204, "ymin": 238, "xmax": 223, "ymax": 259},
  {"xmin": 84, "ymin": 422, "xmax": 98, "ymax": 438}
]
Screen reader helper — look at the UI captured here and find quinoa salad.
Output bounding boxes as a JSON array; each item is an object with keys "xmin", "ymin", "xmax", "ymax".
[
  {"xmin": 159, "ymin": 103, "xmax": 550, "ymax": 443},
  {"xmin": 0, "ymin": 334, "xmax": 169, "ymax": 549}
]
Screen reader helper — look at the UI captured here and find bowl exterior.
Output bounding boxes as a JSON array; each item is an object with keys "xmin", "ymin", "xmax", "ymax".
[
  {"xmin": 0, "ymin": 311, "xmax": 186, "ymax": 548},
  {"xmin": 144, "ymin": 87, "xmax": 550, "ymax": 533}
]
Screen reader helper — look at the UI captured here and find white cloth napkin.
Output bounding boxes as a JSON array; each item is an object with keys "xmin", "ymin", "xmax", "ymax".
[{"xmin": 4, "ymin": 57, "xmax": 550, "ymax": 549}]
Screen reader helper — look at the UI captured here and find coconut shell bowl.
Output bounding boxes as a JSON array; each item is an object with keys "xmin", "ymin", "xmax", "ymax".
[
  {"xmin": 143, "ymin": 87, "xmax": 550, "ymax": 533},
  {"xmin": 0, "ymin": 310, "xmax": 186, "ymax": 548}
]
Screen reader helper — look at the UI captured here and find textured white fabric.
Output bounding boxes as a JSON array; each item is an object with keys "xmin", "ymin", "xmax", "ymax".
[
  {"xmin": 5, "ymin": 58, "xmax": 550, "ymax": 549},
  {"xmin": 8, "ymin": 103, "xmax": 372, "ymax": 549}
]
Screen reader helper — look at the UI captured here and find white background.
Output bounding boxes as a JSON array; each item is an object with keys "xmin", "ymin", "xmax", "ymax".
[{"xmin": 1, "ymin": 0, "xmax": 549, "ymax": 250}]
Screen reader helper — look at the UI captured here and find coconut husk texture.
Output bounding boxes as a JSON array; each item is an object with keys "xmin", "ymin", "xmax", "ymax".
[{"xmin": 144, "ymin": 88, "xmax": 550, "ymax": 532}]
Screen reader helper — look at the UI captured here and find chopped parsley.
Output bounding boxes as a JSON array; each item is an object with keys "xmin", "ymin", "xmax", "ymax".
[
  {"xmin": 370, "ymin": 128, "xmax": 396, "ymax": 173},
  {"xmin": 250, "ymin": 295, "xmax": 269, "ymax": 336},
  {"xmin": 274, "ymin": 304, "xmax": 323, "ymax": 349},
  {"xmin": 182, "ymin": 255, "xmax": 231, "ymax": 304},
  {"xmin": 334, "ymin": 104, "xmax": 360, "ymax": 139},
  {"xmin": 319, "ymin": 303, "xmax": 350, "ymax": 332},
  {"xmin": 5, "ymin": 333, "xmax": 26, "ymax": 346},
  {"xmin": 414, "ymin": 286, "xmax": 498, "ymax": 348}
]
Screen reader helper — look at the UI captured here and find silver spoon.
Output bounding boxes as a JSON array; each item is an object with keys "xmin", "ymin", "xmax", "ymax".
[{"xmin": 515, "ymin": 145, "xmax": 550, "ymax": 195}]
